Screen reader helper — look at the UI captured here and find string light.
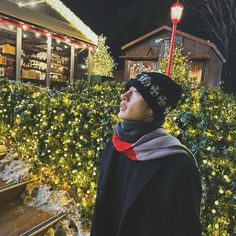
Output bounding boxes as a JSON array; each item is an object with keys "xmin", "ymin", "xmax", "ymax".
[
  {"xmin": 18, "ymin": 0, "xmax": 46, "ymax": 7},
  {"xmin": 22, "ymin": 25, "xmax": 28, "ymax": 30},
  {"xmin": 0, "ymin": 16, "xmax": 95, "ymax": 50},
  {"xmin": 8, "ymin": 25, "xmax": 14, "ymax": 30},
  {"xmin": 65, "ymin": 38, "xmax": 71, "ymax": 43},
  {"xmin": 45, "ymin": 0, "xmax": 98, "ymax": 45}
]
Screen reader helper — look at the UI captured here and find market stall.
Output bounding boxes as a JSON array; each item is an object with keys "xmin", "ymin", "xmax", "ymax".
[{"xmin": 0, "ymin": 0, "xmax": 97, "ymax": 88}]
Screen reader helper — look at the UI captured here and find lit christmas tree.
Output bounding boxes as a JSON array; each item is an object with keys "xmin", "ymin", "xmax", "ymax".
[
  {"xmin": 158, "ymin": 45, "xmax": 191, "ymax": 85},
  {"xmin": 91, "ymin": 35, "xmax": 116, "ymax": 77}
]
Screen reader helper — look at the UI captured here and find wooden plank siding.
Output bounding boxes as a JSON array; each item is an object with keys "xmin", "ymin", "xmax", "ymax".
[
  {"xmin": 182, "ymin": 37, "xmax": 210, "ymax": 56},
  {"xmin": 123, "ymin": 41, "xmax": 160, "ymax": 58},
  {"xmin": 205, "ymin": 49, "xmax": 223, "ymax": 87}
]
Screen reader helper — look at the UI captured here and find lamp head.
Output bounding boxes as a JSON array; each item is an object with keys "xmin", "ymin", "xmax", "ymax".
[{"xmin": 170, "ymin": 2, "xmax": 184, "ymax": 24}]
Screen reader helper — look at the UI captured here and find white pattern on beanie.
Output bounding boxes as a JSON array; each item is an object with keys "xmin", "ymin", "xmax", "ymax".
[
  {"xmin": 136, "ymin": 74, "xmax": 152, "ymax": 87},
  {"xmin": 150, "ymin": 84, "xmax": 161, "ymax": 96}
]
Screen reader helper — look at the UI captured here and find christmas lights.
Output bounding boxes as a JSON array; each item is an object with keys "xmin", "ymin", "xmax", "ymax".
[
  {"xmin": 88, "ymin": 35, "xmax": 115, "ymax": 77},
  {"xmin": 45, "ymin": 0, "xmax": 98, "ymax": 45},
  {"xmin": 0, "ymin": 16, "xmax": 96, "ymax": 50},
  {"xmin": 15, "ymin": 0, "xmax": 98, "ymax": 45}
]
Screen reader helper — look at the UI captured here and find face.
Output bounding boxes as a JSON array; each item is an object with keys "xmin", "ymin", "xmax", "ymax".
[{"xmin": 118, "ymin": 86, "xmax": 153, "ymax": 121}]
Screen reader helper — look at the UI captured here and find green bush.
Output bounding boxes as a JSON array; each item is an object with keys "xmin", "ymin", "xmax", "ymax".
[
  {"xmin": 0, "ymin": 78, "xmax": 235, "ymax": 234},
  {"xmin": 0, "ymin": 79, "xmax": 122, "ymax": 229},
  {"xmin": 166, "ymin": 84, "xmax": 236, "ymax": 235}
]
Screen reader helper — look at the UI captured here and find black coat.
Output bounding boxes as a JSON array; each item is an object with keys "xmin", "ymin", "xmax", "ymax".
[{"xmin": 91, "ymin": 139, "xmax": 202, "ymax": 236}]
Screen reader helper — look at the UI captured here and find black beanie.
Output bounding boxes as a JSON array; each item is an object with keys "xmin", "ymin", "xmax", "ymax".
[{"xmin": 125, "ymin": 72, "xmax": 182, "ymax": 120}]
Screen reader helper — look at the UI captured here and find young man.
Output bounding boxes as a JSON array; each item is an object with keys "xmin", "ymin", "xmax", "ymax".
[{"xmin": 91, "ymin": 72, "xmax": 202, "ymax": 236}]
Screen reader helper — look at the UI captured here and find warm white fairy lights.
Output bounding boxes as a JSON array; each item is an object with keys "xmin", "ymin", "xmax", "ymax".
[
  {"xmin": 18, "ymin": 0, "xmax": 46, "ymax": 7},
  {"xmin": 16, "ymin": 0, "xmax": 98, "ymax": 45},
  {"xmin": 45, "ymin": 0, "xmax": 98, "ymax": 45}
]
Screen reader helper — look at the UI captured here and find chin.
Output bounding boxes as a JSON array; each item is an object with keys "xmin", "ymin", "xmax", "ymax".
[{"xmin": 118, "ymin": 111, "xmax": 128, "ymax": 120}]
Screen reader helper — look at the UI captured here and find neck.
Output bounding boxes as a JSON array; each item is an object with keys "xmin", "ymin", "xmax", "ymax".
[{"xmin": 113, "ymin": 119, "xmax": 165, "ymax": 143}]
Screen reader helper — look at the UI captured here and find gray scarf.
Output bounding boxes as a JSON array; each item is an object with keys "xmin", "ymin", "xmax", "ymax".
[
  {"xmin": 112, "ymin": 127, "xmax": 197, "ymax": 166},
  {"xmin": 113, "ymin": 120, "xmax": 164, "ymax": 143}
]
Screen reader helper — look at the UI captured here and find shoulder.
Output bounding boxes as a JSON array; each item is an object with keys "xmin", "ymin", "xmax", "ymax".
[
  {"xmin": 100, "ymin": 138, "xmax": 116, "ymax": 163},
  {"xmin": 103, "ymin": 137, "xmax": 114, "ymax": 152},
  {"xmin": 160, "ymin": 154, "xmax": 201, "ymax": 180}
]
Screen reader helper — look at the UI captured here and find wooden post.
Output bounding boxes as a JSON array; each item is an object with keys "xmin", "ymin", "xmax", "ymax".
[
  {"xmin": 87, "ymin": 48, "xmax": 93, "ymax": 82},
  {"xmin": 70, "ymin": 44, "xmax": 75, "ymax": 83},
  {"xmin": 16, "ymin": 27, "xmax": 22, "ymax": 81},
  {"xmin": 46, "ymin": 36, "xmax": 52, "ymax": 88}
]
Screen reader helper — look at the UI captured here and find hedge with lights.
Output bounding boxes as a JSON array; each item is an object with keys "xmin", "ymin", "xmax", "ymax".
[
  {"xmin": 0, "ymin": 79, "xmax": 122, "ymax": 229},
  {"xmin": 0, "ymin": 48, "xmax": 235, "ymax": 234},
  {"xmin": 159, "ymin": 47, "xmax": 236, "ymax": 235}
]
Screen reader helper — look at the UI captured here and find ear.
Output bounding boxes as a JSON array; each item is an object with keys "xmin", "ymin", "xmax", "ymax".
[
  {"xmin": 149, "ymin": 108, "xmax": 154, "ymax": 117},
  {"xmin": 145, "ymin": 108, "xmax": 154, "ymax": 121}
]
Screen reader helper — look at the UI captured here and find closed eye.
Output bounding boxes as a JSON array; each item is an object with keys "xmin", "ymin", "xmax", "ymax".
[{"xmin": 134, "ymin": 89, "xmax": 140, "ymax": 94}]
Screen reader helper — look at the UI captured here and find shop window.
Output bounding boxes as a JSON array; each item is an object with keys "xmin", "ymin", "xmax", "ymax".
[
  {"xmin": 74, "ymin": 47, "xmax": 89, "ymax": 80},
  {"xmin": 50, "ymin": 39, "xmax": 70, "ymax": 87},
  {"xmin": 128, "ymin": 61, "xmax": 157, "ymax": 78},
  {"xmin": 22, "ymin": 30, "xmax": 47, "ymax": 86},
  {"xmin": 189, "ymin": 61, "xmax": 204, "ymax": 83},
  {"xmin": 142, "ymin": 61, "xmax": 157, "ymax": 73},
  {"xmin": 128, "ymin": 61, "xmax": 141, "ymax": 78},
  {"xmin": 0, "ymin": 22, "xmax": 17, "ymax": 80}
]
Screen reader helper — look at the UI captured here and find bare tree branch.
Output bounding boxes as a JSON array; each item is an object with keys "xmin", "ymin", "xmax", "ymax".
[{"xmin": 183, "ymin": 0, "xmax": 236, "ymax": 61}]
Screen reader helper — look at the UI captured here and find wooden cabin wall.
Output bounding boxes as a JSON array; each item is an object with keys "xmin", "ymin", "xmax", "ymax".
[
  {"xmin": 204, "ymin": 49, "xmax": 222, "ymax": 87},
  {"xmin": 124, "ymin": 41, "xmax": 154, "ymax": 57},
  {"xmin": 122, "ymin": 31, "xmax": 224, "ymax": 86},
  {"xmin": 182, "ymin": 37, "xmax": 210, "ymax": 56},
  {"xmin": 124, "ymin": 32, "xmax": 169, "ymax": 57}
]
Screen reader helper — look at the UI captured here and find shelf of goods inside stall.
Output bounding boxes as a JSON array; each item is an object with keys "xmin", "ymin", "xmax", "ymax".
[
  {"xmin": 22, "ymin": 56, "xmax": 47, "ymax": 63},
  {"xmin": 22, "ymin": 66, "xmax": 46, "ymax": 73},
  {"xmin": 22, "ymin": 69, "xmax": 46, "ymax": 80},
  {"xmin": 50, "ymin": 73, "xmax": 68, "ymax": 82},
  {"xmin": 51, "ymin": 62, "xmax": 69, "ymax": 67},
  {"xmin": 0, "ymin": 44, "xmax": 16, "ymax": 55},
  {"xmin": 50, "ymin": 72, "xmax": 63, "ymax": 74}
]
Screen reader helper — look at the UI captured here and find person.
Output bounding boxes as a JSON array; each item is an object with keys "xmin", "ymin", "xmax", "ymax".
[{"xmin": 90, "ymin": 72, "xmax": 202, "ymax": 236}]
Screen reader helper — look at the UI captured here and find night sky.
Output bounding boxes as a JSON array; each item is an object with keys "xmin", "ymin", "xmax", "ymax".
[
  {"xmin": 62, "ymin": 0, "xmax": 141, "ymax": 33},
  {"xmin": 61, "ymin": 0, "xmax": 213, "ymax": 56},
  {"xmin": 62, "ymin": 0, "xmax": 185, "ymax": 54},
  {"xmin": 62, "ymin": 0, "xmax": 236, "ymax": 92}
]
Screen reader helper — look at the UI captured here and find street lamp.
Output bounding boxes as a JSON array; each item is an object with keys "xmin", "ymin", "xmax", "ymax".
[{"xmin": 167, "ymin": 1, "xmax": 184, "ymax": 76}]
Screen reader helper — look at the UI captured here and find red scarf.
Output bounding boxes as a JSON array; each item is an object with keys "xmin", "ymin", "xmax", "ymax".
[{"xmin": 112, "ymin": 133, "xmax": 137, "ymax": 160}]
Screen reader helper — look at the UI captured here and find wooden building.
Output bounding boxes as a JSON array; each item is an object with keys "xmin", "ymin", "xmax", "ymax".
[
  {"xmin": 120, "ymin": 25, "xmax": 225, "ymax": 87},
  {"xmin": 0, "ymin": 0, "xmax": 97, "ymax": 88}
]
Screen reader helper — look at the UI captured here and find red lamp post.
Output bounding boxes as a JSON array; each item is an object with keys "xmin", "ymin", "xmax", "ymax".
[{"xmin": 167, "ymin": 1, "xmax": 184, "ymax": 76}]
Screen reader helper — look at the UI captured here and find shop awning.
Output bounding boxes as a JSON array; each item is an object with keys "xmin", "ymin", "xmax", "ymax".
[{"xmin": 0, "ymin": 0, "xmax": 97, "ymax": 45}]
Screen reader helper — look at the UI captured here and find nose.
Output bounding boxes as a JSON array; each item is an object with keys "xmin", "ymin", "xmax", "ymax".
[{"xmin": 120, "ymin": 90, "xmax": 131, "ymax": 101}]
